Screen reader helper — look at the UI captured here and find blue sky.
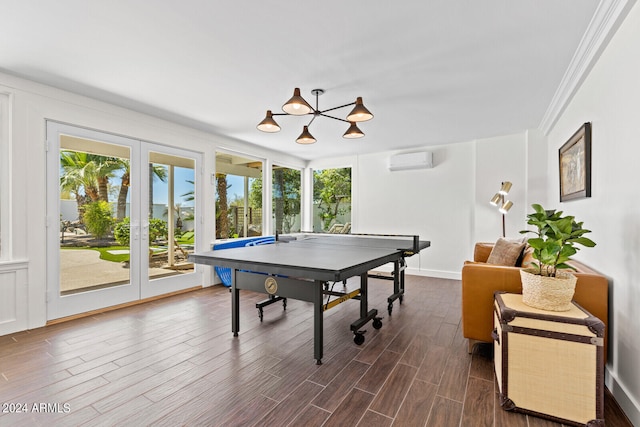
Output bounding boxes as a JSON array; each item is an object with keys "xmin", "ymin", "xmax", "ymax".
[
  {"xmin": 151, "ymin": 166, "xmax": 194, "ymax": 207},
  {"xmin": 225, "ymin": 175, "xmax": 246, "ymax": 202}
]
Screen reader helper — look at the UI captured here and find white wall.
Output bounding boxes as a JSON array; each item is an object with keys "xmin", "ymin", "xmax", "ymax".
[
  {"xmin": 525, "ymin": 128, "xmax": 549, "ymax": 208},
  {"xmin": 329, "ymin": 134, "xmax": 532, "ymax": 279},
  {"xmin": 0, "ymin": 71, "xmax": 304, "ymax": 334},
  {"xmin": 353, "ymin": 144, "xmax": 474, "ymax": 278},
  {"xmin": 545, "ymin": 2, "xmax": 640, "ymax": 422},
  {"xmin": 474, "ymin": 132, "xmax": 528, "ymax": 243}
]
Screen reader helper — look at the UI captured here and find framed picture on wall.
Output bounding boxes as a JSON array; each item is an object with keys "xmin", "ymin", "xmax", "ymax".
[{"xmin": 559, "ymin": 122, "xmax": 592, "ymax": 202}]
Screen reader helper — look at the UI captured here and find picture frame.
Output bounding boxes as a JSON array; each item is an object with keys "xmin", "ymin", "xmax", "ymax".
[{"xmin": 559, "ymin": 122, "xmax": 591, "ymax": 202}]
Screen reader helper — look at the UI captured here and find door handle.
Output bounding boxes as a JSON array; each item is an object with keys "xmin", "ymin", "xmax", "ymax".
[
  {"xmin": 142, "ymin": 222, "xmax": 149, "ymax": 241},
  {"xmin": 130, "ymin": 221, "xmax": 140, "ymax": 240}
]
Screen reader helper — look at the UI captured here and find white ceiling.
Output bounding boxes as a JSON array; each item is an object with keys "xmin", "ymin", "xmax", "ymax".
[{"xmin": 1, "ymin": 0, "xmax": 603, "ymax": 160}]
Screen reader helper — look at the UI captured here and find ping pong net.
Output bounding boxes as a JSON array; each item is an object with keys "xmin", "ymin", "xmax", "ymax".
[{"xmin": 276, "ymin": 232, "xmax": 422, "ymax": 255}]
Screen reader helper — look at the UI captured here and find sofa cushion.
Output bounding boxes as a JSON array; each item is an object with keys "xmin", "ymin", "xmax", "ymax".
[{"xmin": 486, "ymin": 237, "xmax": 526, "ymax": 266}]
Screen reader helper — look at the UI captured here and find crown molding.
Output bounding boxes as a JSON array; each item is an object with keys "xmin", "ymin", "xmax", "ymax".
[{"xmin": 538, "ymin": 0, "xmax": 636, "ymax": 135}]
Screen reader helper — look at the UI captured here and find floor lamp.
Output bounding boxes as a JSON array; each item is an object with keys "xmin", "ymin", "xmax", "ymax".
[{"xmin": 490, "ymin": 182, "xmax": 513, "ymax": 237}]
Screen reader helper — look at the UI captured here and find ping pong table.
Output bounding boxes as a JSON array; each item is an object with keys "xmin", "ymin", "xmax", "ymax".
[{"xmin": 189, "ymin": 233, "xmax": 430, "ymax": 364}]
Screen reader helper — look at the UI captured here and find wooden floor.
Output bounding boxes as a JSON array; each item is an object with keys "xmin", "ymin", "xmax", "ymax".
[{"xmin": 0, "ymin": 276, "xmax": 631, "ymax": 426}]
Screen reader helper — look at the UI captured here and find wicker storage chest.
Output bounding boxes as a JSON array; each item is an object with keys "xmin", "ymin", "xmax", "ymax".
[{"xmin": 493, "ymin": 292, "xmax": 605, "ymax": 426}]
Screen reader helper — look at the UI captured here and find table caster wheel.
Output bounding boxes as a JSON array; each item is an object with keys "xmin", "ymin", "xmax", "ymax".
[
  {"xmin": 373, "ymin": 318, "xmax": 383, "ymax": 329},
  {"xmin": 354, "ymin": 333, "xmax": 365, "ymax": 345}
]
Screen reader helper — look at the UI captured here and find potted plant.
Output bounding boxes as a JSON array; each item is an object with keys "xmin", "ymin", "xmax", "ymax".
[{"xmin": 519, "ymin": 204, "xmax": 596, "ymax": 311}]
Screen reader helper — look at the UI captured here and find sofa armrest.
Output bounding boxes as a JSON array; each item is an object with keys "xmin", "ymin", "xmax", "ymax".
[
  {"xmin": 461, "ymin": 262, "xmax": 524, "ymax": 343},
  {"xmin": 572, "ymin": 271, "xmax": 609, "ymax": 362}
]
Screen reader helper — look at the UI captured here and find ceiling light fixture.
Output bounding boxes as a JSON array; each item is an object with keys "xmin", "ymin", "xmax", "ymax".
[{"xmin": 257, "ymin": 88, "xmax": 373, "ymax": 144}]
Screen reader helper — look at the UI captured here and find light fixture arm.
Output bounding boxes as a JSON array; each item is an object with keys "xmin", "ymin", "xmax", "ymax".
[
  {"xmin": 318, "ymin": 112, "xmax": 350, "ymax": 123},
  {"xmin": 306, "ymin": 114, "xmax": 318, "ymax": 127},
  {"xmin": 317, "ymin": 101, "xmax": 357, "ymax": 115}
]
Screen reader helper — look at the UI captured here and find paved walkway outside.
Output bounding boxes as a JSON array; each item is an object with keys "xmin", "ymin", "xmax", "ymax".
[{"xmin": 60, "ymin": 249, "xmax": 184, "ymax": 293}]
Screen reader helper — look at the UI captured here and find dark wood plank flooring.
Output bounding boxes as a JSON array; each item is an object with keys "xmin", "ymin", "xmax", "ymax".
[{"xmin": 0, "ymin": 276, "xmax": 632, "ymax": 426}]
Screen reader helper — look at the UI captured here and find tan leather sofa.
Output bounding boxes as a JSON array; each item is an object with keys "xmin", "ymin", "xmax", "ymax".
[{"xmin": 462, "ymin": 242, "xmax": 609, "ymax": 363}]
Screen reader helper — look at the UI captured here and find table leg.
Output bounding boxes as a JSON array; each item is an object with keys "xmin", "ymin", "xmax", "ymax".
[
  {"xmin": 387, "ymin": 258, "xmax": 406, "ymax": 315},
  {"xmin": 399, "ymin": 258, "xmax": 406, "ymax": 299},
  {"xmin": 232, "ymin": 268, "xmax": 239, "ymax": 337},
  {"xmin": 350, "ymin": 273, "xmax": 382, "ymax": 345},
  {"xmin": 314, "ymin": 280, "xmax": 324, "ymax": 365},
  {"xmin": 360, "ymin": 273, "xmax": 369, "ymax": 319}
]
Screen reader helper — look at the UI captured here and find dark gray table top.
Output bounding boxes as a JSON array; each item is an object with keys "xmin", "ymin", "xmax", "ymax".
[{"xmin": 189, "ymin": 235, "xmax": 430, "ymax": 282}]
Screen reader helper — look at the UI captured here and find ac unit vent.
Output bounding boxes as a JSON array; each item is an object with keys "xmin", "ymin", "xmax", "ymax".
[{"xmin": 389, "ymin": 151, "xmax": 433, "ymax": 171}]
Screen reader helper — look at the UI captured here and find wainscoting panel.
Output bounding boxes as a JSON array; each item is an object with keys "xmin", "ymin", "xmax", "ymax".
[{"xmin": 0, "ymin": 261, "xmax": 28, "ymax": 336}]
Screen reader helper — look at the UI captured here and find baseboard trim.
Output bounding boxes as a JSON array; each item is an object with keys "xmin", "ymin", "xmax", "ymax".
[
  {"xmin": 407, "ymin": 268, "xmax": 461, "ymax": 280},
  {"xmin": 370, "ymin": 266, "xmax": 461, "ymax": 281},
  {"xmin": 46, "ymin": 285, "xmax": 203, "ymax": 326},
  {"xmin": 606, "ymin": 367, "xmax": 640, "ymax": 426}
]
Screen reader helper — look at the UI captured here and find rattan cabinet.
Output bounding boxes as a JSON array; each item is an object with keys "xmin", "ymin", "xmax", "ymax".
[{"xmin": 493, "ymin": 292, "xmax": 605, "ymax": 426}]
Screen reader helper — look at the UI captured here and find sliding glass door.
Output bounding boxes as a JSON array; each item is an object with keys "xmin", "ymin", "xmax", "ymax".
[{"xmin": 47, "ymin": 122, "xmax": 201, "ymax": 320}]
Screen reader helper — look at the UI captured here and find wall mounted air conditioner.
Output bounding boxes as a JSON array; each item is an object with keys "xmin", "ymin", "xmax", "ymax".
[{"xmin": 388, "ymin": 151, "xmax": 433, "ymax": 171}]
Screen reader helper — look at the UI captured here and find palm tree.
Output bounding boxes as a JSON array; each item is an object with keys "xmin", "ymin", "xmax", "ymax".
[
  {"xmin": 180, "ymin": 180, "xmax": 195, "ymax": 222},
  {"xmin": 93, "ymin": 156, "xmax": 121, "ymax": 202},
  {"xmin": 115, "ymin": 159, "xmax": 130, "ymax": 220},
  {"xmin": 216, "ymin": 174, "xmax": 230, "ymax": 238},
  {"xmin": 60, "ymin": 151, "xmax": 121, "ymax": 201},
  {"xmin": 114, "ymin": 161, "xmax": 168, "ymax": 221},
  {"xmin": 60, "ymin": 151, "xmax": 100, "ymax": 204}
]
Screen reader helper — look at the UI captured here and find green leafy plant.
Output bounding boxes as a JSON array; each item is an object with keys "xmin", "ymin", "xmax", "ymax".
[
  {"xmin": 83, "ymin": 200, "xmax": 114, "ymax": 239},
  {"xmin": 520, "ymin": 204, "xmax": 596, "ymax": 277},
  {"xmin": 114, "ymin": 217, "xmax": 131, "ymax": 246},
  {"xmin": 114, "ymin": 217, "xmax": 168, "ymax": 245},
  {"xmin": 148, "ymin": 218, "xmax": 168, "ymax": 243}
]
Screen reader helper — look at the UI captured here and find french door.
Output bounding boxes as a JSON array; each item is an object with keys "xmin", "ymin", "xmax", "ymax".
[{"xmin": 47, "ymin": 122, "xmax": 202, "ymax": 320}]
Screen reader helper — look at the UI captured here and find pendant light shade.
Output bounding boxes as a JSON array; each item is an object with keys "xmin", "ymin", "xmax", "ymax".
[
  {"xmin": 343, "ymin": 122, "xmax": 365, "ymax": 139},
  {"xmin": 346, "ymin": 97, "xmax": 374, "ymax": 122},
  {"xmin": 256, "ymin": 110, "xmax": 281, "ymax": 132},
  {"xmin": 282, "ymin": 88, "xmax": 313, "ymax": 115},
  {"xmin": 296, "ymin": 126, "xmax": 316, "ymax": 144}
]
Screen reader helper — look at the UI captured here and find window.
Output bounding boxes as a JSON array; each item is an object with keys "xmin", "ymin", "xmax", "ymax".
[
  {"xmin": 313, "ymin": 167, "xmax": 352, "ymax": 233},
  {"xmin": 0, "ymin": 93, "xmax": 10, "ymax": 259},
  {"xmin": 215, "ymin": 152, "xmax": 263, "ymax": 239},
  {"xmin": 272, "ymin": 165, "xmax": 301, "ymax": 234}
]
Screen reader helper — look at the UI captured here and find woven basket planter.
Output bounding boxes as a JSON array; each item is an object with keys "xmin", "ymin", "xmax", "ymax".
[{"xmin": 520, "ymin": 268, "xmax": 577, "ymax": 312}]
